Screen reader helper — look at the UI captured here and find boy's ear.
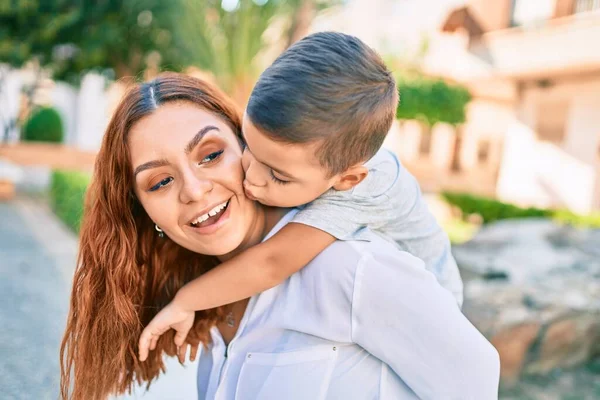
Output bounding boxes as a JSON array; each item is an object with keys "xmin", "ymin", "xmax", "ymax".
[{"xmin": 332, "ymin": 165, "xmax": 369, "ymax": 191}]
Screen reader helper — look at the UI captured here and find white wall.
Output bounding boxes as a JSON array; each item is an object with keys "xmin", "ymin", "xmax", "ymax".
[
  {"xmin": 312, "ymin": 0, "xmax": 466, "ymax": 56},
  {"xmin": 564, "ymin": 86, "xmax": 600, "ymax": 210},
  {"xmin": 563, "ymin": 88, "xmax": 600, "ymax": 166},
  {"xmin": 497, "ymin": 120, "xmax": 597, "ymax": 213},
  {"xmin": 76, "ymin": 73, "xmax": 108, "ymax": 151},
  {"xmin": 51, "ymin": 82, "xmax": 78, "ymax": 146},
  {"xmin": 0, "ymin": 66, "xmax": 23, "ymax": 142},
  {"xmin": 514, "ymin": 76, "xmax": 600, "ymax": 211}
]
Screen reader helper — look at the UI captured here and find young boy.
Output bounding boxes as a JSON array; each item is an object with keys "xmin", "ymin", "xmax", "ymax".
[{"xmin": 138, "ymin": 32, "xmax": 463, "ymax": 361}]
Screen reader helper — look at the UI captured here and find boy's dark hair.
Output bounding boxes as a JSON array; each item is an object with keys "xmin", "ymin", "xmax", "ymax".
[{"xmin": 246, "ymin": 31, "xmax": 398, "ymax": 176}]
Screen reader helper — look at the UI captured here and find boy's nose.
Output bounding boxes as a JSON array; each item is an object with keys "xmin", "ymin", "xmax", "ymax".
[
  {"xmin": 244, "ymin": 171, "xmax": 266, "ymax": 188},
  {"xmin": 243, "ymin": 160, "xmax": 267, "ymax": 187}
]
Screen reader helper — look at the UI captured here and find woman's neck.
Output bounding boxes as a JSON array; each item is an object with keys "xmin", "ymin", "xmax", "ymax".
[{"xmin": 217, "ymin": 203, "xmax": 288, "ymax": 263}]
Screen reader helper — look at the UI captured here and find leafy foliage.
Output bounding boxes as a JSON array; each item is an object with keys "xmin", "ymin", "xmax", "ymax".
[
  {"xmin": 50, "ymin": 170, "xmax": 90, "ymax": 233},
  {"xmin": 396, "ymin": 76, "xmax": 471, "ymax": 126},
  {"xmin": 0, "ymin": 0, "xmax": 340, "ymax": 89},
  {"xmin": 443, "ymin": 192, "xmax": 600, "ymax": 228},
  {"xmin": 22, "ymin": 107, "xmax": 64, "ymax": 143},
  {"xmin": 178, "ymin": 0, "xmax": 341, "ymax": 100},
  {"xmin": 0, "ymin": 0, "xmax": 190, "ymax": 82}
]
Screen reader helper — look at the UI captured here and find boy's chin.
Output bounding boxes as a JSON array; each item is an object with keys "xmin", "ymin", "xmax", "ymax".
[
  {"xmin": 256, "ymin": 197, "xmax": 306, "ymax": 209},
  {"xmin": 255, "ymin": 197, "xmax": 280, "ymax": 207}
]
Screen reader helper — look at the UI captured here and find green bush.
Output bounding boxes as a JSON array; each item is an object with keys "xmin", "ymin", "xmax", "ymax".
[
  {"xmin": 396, "ymin": 76, "xmax": 471, "ymax": 126},
  {"xmin": 552, "ymin": 209, "xmax": 600, "ymax": 229},
  {"xmin": 50, "ymin": 170, "xmax": 90, "ymax": 233},
  {"xmin": 442, "ymin": 192, "xmax": 600, "ymax": 228},
  {"xmin": 22, "ymin": 107, "xmax": 64, "ymax": 143}
]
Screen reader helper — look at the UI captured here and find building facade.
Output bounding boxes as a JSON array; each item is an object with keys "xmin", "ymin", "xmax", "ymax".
[{"xmin": 410, "ymin": 0, "xmax": 600, "ymax": 213}]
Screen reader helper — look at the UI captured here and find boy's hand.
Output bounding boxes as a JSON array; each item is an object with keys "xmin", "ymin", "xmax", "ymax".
[
  {"xmin": 138, "ymin": 301, "xmax": 194, "ymax": 362},
  {"xmin": 178, "ymin": 340, "xmax": 200, "ymax": 364}
]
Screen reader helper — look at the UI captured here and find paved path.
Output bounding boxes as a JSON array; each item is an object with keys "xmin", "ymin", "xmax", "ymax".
[
  {"xmin": 0, "ymin": 197, "xmax": 77, "ymax": 399},
  {"xmin": 0, "ymin": 197, "xmax": 197, "ymax": 400}
]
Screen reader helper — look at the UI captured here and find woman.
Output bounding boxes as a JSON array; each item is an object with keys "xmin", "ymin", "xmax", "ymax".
[{"xmin": 60, "ymin": 73, "xmax": 499, "ymax": 400}]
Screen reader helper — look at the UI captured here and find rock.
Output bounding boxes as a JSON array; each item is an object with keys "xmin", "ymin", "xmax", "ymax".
[
  {"xmin": 526, "ymin": 313, "xmax": 600, "ymax": 375},
  {"xmin": 453, "ymin": 219, "xmax": 590, "ymax": 284},
  {"xmin": 491, "ymin": 322, "xmax": 541, "ymax": 385},
  {"xmin": 455, "ymin": 218, "xmax": 600, "ymax": 384}
]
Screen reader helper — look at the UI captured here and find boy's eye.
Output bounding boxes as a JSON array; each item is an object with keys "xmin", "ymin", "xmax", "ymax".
[
  {"xmin": 149, "ymin": 177, "xmax": 173, "ymax": 192},
  {"xmin": 200, "ymin": 150, "xmax": 224, "ymax": 164},
  {"xmin": 269, "ymin": 170, "xmax": 290, "ymax": 185}
]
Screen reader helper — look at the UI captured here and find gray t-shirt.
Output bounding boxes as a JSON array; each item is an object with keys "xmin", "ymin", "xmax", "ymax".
[{"xmin": 293, "ymin": 148, "xmax": 463, "ymax": 306}]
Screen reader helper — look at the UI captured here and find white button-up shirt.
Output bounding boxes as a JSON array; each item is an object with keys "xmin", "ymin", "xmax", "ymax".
[{"xmin": 197, "ymin": 210, "xmax": 500, "ymax": 400}]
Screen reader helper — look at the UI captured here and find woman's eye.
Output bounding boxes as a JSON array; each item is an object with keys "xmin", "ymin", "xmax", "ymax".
[
  {"xmin": 200, "ymin": 150, "xmax": 224, "ymax": 164},
  {"xmin": 149, "ymin": 177, "xmax": 173, "ymax": 192}
]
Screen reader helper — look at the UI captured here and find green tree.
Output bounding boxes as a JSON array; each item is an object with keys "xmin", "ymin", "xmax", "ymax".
[
  {"xmin": 0, "ymin": 0, "xmax": 189, "ymax": 83},
  {"xmin": 0, "ymin": 0, "xmax": 195, "ymax": 141}
]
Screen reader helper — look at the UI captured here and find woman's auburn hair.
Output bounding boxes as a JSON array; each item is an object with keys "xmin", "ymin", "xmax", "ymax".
[{"xmin": 60, "ymin": 73, "xmax": 243, "ymax": 399}]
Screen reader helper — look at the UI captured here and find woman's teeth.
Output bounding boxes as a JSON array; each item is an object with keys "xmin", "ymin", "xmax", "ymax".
[{"xmin": 190, "ymin": 201, "xmax": 229, "ymax": 226}]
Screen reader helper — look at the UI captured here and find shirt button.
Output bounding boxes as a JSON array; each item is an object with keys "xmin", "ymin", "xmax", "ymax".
[
  {"xmin": 333, "ymin": 346, "xmax": 337, "ymax": 351},
  {"xmin": 247, "ymin": 354, "xmax": 252, "ymax": 358}
]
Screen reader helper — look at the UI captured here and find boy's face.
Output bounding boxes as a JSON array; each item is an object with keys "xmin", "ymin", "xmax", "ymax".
[{"xmin": 241, "ymin": 114, "xmax": 338, "ymax": 207}]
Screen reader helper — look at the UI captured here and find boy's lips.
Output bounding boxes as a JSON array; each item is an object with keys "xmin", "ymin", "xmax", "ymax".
[{"xmin": 244, "ymin": 187, "xmax": 258, "ymax": 201}]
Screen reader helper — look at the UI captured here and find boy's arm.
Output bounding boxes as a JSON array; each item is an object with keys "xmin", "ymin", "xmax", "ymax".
[
  {"xmin": 139, "ymin": 223, "xmax": 334, "ymax": 361},
  {"xmin": 173, "ymin": 222, "xmax": 335, "ymax": 311}
]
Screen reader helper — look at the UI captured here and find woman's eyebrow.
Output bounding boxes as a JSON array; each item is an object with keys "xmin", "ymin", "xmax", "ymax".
[
  {"xmin": 134, "ymin": 159, "xmax": 170, "ymax": 177},
  {"xmin": 184, "ymin": 125, "xmax": 220, "ymax": 154},
  {"xmin": 134, "ymin": 126, "xmax": 221, "ymax": 178}
]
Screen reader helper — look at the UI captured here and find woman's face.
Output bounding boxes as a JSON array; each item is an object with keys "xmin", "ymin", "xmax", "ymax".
[{"xmin": 129, "ymin": 101, "xmax": 258, "ymax": 256}]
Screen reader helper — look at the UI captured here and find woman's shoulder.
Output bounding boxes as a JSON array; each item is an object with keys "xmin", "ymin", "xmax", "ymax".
[
  {"xmin": 274, "ymin": 210, "xmax": 427, "ymax": 300},
  {"xmin": 300, "ymin": 231, "xmax": 427, "ymax": 297}
]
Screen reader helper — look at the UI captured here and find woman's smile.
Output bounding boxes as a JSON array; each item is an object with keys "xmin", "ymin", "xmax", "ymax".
[{"xmin": 185, "ymin": 197, "xmax": 232, "ymax": 235}]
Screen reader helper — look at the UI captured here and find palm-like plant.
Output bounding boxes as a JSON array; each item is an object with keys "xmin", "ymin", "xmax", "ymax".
[{"xmin": 178, "ymin": 0, "xmax": 341, "ymax": 104}]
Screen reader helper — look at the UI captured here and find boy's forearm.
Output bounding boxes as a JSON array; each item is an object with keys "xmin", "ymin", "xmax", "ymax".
[
  {"xmin": 173, "ymin": 246, "xmax": 282, "ymax": 312},
  {"xmin": 173, "ymin": 223, "xmax": 335, "ymax": 311}
]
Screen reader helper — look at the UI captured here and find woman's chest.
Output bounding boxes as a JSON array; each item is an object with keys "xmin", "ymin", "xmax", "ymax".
[{"xmin": 201, "ymin": 329, "xmax": 383, "ymax": 400}]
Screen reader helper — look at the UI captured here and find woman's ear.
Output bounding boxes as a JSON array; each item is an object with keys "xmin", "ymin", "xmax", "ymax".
[{"xmin": 332, "ymin": 165, "xmax": 369, "ymax": 191}]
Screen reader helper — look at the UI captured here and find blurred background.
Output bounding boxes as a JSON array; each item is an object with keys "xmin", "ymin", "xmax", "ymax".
[{"xmin": 1, "ymin": 0, "xmax": 600, "ymax": 399}]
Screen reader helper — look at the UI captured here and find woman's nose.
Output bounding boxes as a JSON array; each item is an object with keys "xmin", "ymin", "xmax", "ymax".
[{"xmin": 179, "ymin": 171, "xmax": 213, "ymax": 204}]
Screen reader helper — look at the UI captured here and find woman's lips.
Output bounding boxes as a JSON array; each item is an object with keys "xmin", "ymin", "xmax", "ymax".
[{"xmin": 188, "ymin": 200, "xmax": 231, "ymax": 235}]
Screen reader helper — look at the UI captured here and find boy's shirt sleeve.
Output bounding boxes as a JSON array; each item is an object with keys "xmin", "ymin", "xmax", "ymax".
[{"xmin": 291, "ymin": 149, "xmax": 405, "ymax": 241}]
